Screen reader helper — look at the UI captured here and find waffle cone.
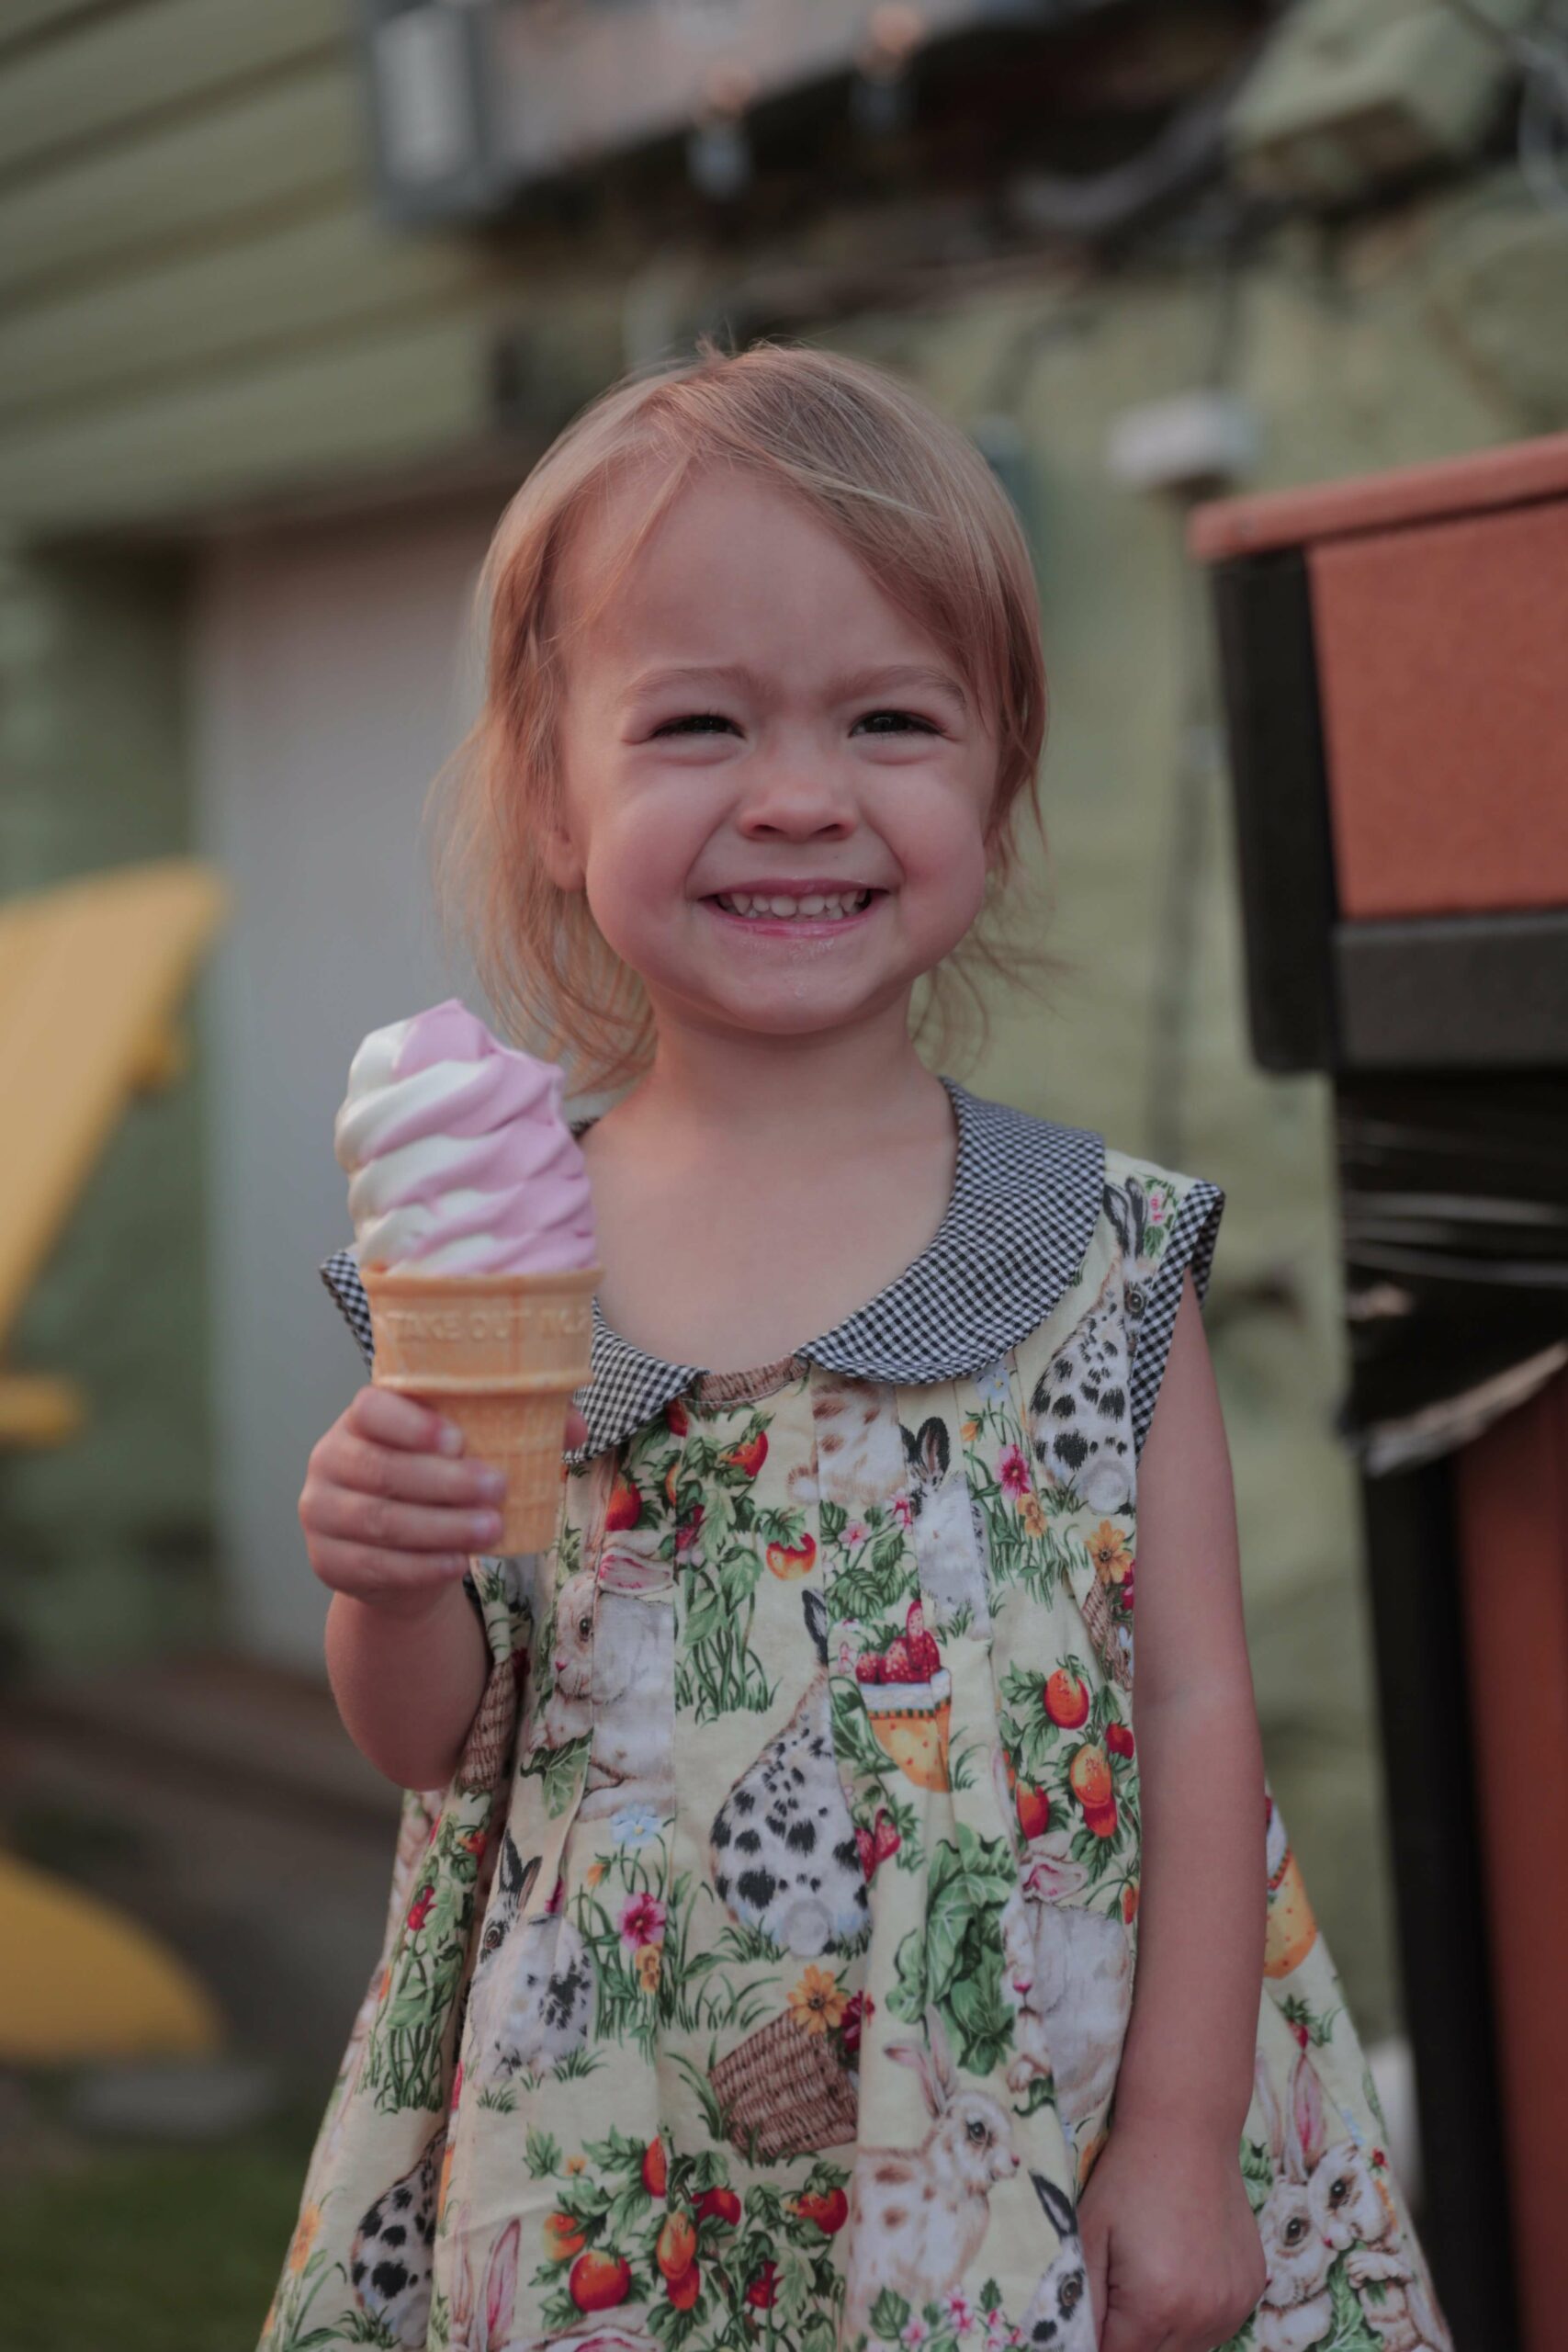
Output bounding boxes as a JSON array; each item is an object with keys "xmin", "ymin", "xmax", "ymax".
[{"xmin": 360, "ymin": 1264, "xmax": 599, "ymax": 1553}]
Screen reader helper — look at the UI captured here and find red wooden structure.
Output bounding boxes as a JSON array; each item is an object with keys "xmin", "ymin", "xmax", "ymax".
[{"xmin": 1193, "ymin": 432, "xmax": 1568, "ymax": 2352}]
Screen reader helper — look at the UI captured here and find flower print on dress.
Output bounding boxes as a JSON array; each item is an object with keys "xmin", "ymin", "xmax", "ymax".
[
  {"xmin": 268, "ymin": 1113, "xmax": 1450, "ymax": 2352},
  {"xmin": 618, "ymin": 1891, "xmax": 666, "ymax": 1951},
  {"xmin": 823, "ymin": 1495, "xmax": 922, "ymax": 1629},
  {"xmin": 790, "ymin": 1963, "xmax": 850, "ymax": 2036},
  {"xmin": 958, "ymin": 1376, "xmax": 1070, "ymax": 1609},
  {"xmin": 1085, "ymin": 1521, "xmax": 1133, "ymax": 1587},
  {"xmin": 610, "ymin": 1804, "xmax": 666, "ymax": 1850},
  {"xmin": 997, "ymin": 1444, "xmax": 1030, "ymax": 1498}
]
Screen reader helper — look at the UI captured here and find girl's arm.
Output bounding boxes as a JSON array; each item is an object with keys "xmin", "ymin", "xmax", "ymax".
[
  {"xmin": 324, "ymin": 1578, "xmax": 492, "ymax": 1793},
  {"xmin": 1078, "ymin": 1271, "xmax": 1269, "ymax": 2352},
  {"xmin": 303, "ymin": 1384, "xmax": 502, "ymax": 1791}
]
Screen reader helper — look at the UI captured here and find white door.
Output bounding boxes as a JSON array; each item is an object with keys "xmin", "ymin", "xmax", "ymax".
[{"xmin": 191, "ymin": 498, "xmax": 502, "ymax": 1666}]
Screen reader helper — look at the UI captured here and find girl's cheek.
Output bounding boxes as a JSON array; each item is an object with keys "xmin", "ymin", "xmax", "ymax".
[
  {"xmin": 902, "ymin": 820, "xmax": 988, "ymax": 913},
  {"xmin": 582, "ymin": 830, "xmax": 694, "ymax": 965}
]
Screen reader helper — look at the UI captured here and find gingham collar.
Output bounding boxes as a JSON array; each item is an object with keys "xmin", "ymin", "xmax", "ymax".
[{"xmin": 320, "ymin": 1076, "xmax": 1103, "ymax": 1463}]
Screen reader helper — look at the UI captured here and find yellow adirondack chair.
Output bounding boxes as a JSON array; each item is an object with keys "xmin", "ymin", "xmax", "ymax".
[
  {"xmin": 0, "ymin": 857, "xmax": 229, "ymax": 2063},
  {"xmin": 0, "ymin": 858, "xmax": 227, "ymax": 1443}
]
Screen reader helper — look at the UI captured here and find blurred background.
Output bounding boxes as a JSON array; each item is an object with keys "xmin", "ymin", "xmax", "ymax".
[{"xmin": 1, "ymin": 1, "xmax": 1565, "ymax": 2344}]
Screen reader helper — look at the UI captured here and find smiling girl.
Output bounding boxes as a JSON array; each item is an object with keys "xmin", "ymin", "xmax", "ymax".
[{"xmin": 266, "ymin": 339, "xmax": 1450, "ymax": 2352}]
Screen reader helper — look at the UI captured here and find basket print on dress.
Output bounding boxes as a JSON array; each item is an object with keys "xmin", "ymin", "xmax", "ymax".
[{"xmin": 265, "ymin": 1089, "xmax": 1450, "ymax": 2352}]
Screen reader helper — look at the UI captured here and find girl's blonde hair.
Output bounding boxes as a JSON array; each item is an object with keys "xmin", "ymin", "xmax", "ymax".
[{"xmin": 428, "ymin": 334, "xmax": 1054, "ymax": 1095}]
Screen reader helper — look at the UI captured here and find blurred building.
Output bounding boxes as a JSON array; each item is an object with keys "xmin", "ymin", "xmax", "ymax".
[{"xmin": 3, "ymin": 0, "xmax": 1566, "ymax": 2049}]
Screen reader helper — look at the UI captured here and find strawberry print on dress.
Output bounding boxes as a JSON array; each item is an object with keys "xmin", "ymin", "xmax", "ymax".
[{"xmin": 262, "ymin": 1081, "xmax": 1450, "ymax": 2352}]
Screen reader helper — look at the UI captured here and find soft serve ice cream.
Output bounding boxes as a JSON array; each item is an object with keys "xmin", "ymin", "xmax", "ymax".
[
  {"xmin": 334, "ymin": 999, "xmax": 595, "ymax": 1276},
  {"xmin": 333, "ymin": 1001, "xmax": 599, "ymax": 1549}
]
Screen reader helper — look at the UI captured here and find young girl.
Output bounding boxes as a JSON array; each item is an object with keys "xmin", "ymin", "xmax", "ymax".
[{"xmin": 265, "ymin": 341, "xmax": 1450, "ymax": 2352}]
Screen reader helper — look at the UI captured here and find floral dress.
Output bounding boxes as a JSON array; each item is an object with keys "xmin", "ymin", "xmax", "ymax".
[{"xmin": 260, "ymin": 1077, "xmax": 1450, "ymax": 2352}]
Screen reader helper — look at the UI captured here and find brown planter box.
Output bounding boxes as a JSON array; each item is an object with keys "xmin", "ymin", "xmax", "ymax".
[
  {"xmin": 1191, "ymin": 432, "xmax": 1568, "ymax": 1075},
  {"xmin": 1193, "ymin": 432, "xmax": 1568, "ymax": 2352}
]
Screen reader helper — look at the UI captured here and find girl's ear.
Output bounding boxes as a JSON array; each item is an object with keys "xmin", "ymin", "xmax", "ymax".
[
  {"xmin": 538, "ymin": 810, "xmax": 586, "ymax": 894},
  {"xmin": 980, "ymin": 797, "xmax": 1011, "ymax": 880}
]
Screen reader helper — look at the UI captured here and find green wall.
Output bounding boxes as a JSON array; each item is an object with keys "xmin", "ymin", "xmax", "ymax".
[{"xmin": 0, "ymin": 546, "xmax": 218, "ymax": 1671}]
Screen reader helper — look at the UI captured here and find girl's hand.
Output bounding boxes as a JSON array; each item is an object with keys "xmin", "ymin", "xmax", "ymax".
[
  {"xmin": 299, "ymin": 1385, "xmax": 590, "ymax": 1621},
  {"xmin": 1079, "ymin": 2118, "xmax": 1266, "ymax": 2352}
]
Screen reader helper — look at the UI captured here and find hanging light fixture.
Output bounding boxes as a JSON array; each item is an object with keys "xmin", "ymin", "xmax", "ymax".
[
  {"xmin": 850, "ymin": 4, "xmax": 926, "ymax": 139},
  {"xmin": 685, "ymin": 57, "xmax": 759, "ymax": 198}
]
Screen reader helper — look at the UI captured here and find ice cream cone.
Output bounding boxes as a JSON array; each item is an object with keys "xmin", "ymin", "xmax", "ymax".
[{"xmin": 361, "ymin": 1264, "xmax": 599, "ymax": 1553}]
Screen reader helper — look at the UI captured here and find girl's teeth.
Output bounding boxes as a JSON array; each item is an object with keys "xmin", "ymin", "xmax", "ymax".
[{"xmin": 715, "ymin": 890, "xmax": 871, "ymax": 919}]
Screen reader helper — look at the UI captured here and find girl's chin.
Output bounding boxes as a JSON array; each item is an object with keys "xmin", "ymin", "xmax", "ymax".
[{"xmin": 640, "ymin": 965, "xmax": 914, "ymax": 1037}]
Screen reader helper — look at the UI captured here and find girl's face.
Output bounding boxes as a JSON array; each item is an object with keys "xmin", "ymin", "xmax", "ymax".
[{"xmin": 546, "ymin": 464, "xmax": 1000, "ymax": 1051}]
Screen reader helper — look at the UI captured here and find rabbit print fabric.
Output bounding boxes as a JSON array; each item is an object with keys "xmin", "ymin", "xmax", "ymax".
[{"xmin": 263, "ymin": 1112, "xmax": 1450, "ymax": 2352}]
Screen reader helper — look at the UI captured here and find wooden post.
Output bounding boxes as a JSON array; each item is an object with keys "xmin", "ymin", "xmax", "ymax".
[{"xmin": 1453, "ymin": 1374, "xmax": 1568, "ymax": 2352}]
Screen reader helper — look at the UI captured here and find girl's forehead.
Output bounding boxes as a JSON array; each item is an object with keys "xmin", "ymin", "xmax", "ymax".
[
  {"xmin": 555, "ymin": 466, "xmax": 953, "ymax": 685},
  {"xmin": 564, "ymin": 463, "xmax": 832, "ymax": 605}
]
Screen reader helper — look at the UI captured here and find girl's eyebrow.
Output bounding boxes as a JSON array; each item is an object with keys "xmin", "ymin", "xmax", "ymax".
[{"xmin": 619, "ymin": 660, "xmax": 969, "ymax": 716}]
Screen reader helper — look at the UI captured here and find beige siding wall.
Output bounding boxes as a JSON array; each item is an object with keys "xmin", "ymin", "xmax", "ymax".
[{"xmin": 0, "ymin": 1, "xmax": 531, "ymax": 528}]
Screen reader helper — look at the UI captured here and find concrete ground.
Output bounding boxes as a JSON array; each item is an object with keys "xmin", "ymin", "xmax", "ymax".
[{"xmin": 1, "ymin": 1649, "xmax": 403, "ymax": 2099}]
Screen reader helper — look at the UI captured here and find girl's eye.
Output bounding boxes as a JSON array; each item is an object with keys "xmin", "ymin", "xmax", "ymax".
[
  {"xmin": 650, "ymin": 707, "xmax": 939, "ymax": 739},
  {"xmin": 857, "ymin": 708, "xmax": 938, "ymax": 734},
  {"xmin": 653, "ymin": 711, "xmax": 734, "ymax": 736}
]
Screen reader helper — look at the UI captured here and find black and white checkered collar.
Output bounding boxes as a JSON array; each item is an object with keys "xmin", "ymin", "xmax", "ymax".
[{"xmin": 320, "ymin": 1076, "xmax": 1103, "ymax": 1464}]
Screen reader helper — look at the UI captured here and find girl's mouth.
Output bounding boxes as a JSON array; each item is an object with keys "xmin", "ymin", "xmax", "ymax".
[{"xmin": 703, "ymin": 887, "xmax": 885, "ymax": 933}]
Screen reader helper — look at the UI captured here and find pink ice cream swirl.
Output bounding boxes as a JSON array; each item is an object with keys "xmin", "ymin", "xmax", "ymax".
[{"xmin": 333, "ymin": 999, "xmax": 596, "ymax": 1276}]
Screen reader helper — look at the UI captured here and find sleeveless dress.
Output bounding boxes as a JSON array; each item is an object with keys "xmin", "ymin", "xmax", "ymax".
[{"xmin": 259, "ymin": 1077, "xmax": 1450, "ymax": 2352}]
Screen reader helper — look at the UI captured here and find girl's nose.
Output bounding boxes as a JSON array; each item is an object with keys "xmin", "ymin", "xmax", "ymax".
[
  {"xmin": 734, "ymin": 770, "xmax": 856, "ymax": 838},
  {"xmin": 740, "ymin": 808, "xmax": 855, "ymax": 842}
]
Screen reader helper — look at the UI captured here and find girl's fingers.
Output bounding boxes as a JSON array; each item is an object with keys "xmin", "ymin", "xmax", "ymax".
[
  {"xmin": 346, "ymin": 1385, "xmax": 590, "ymax": 1465},
  {"xmin": 329, "ymin": 1430, "xmax": 505, "ymax": 1509},
  {"xmin": 308, "ymin": 1531, "xmax": 473, "ymax": 1606},
  {"xmin": 306, "ymin": 1479, "xmax": 501, "ymax": 1556},
  {"xmin": 347, "ymin": 1384, "xmax": 465, "ymax": 1454}
]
